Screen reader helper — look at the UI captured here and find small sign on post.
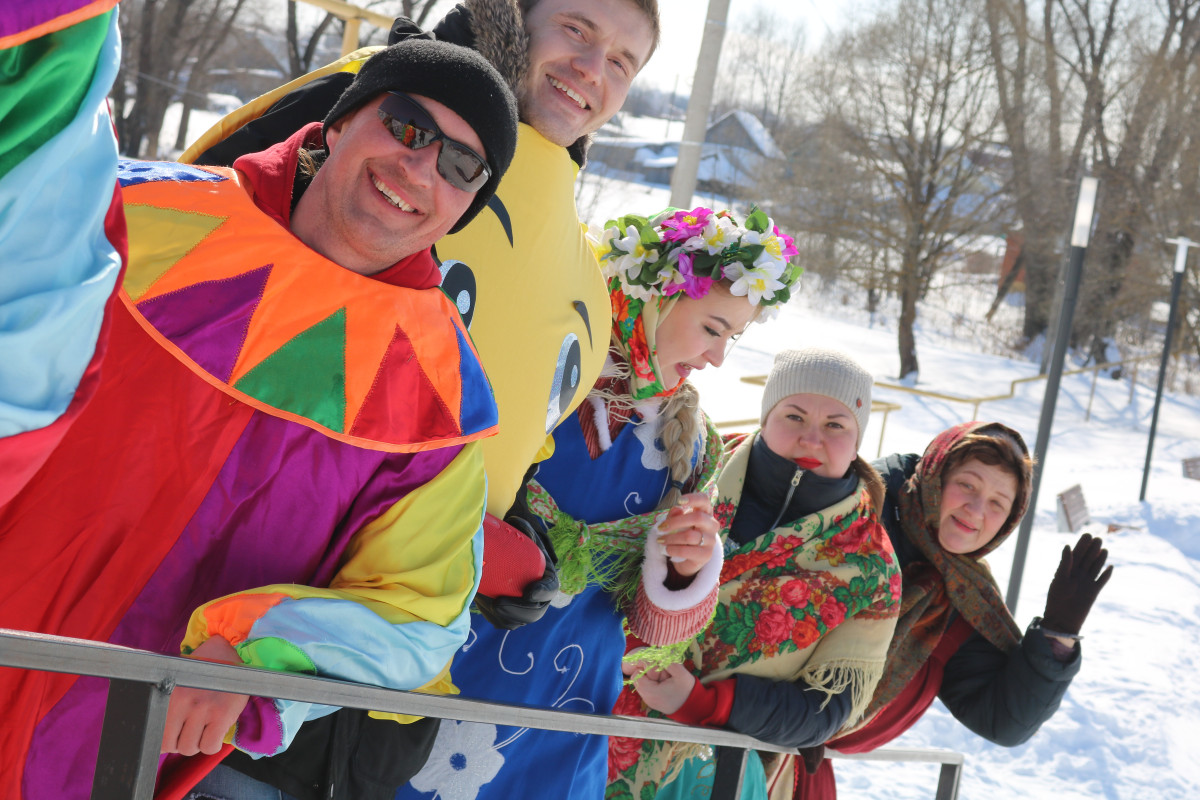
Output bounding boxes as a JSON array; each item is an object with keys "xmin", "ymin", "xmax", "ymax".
[
  {"xmin": 1184, "ymin": 457, "xmax": 1200, "ymax": 481},
  {"xmin": 1056, "ymin": 485, "xmax": 1090, "ymax": 533}
]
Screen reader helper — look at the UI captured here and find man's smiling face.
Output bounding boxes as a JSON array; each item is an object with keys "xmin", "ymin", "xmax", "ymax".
[
  {"xmin": 293, "ymin": 93, "xmax": 482, "ymax": 276},
  {"xmin": 519, "ymin": 0, "xmax": 656, "ymax": 147}
]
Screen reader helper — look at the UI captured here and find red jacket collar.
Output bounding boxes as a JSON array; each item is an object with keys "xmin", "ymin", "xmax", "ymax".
[{"xmin": 232, "ymin": 122, "xmax": 441, "ymax": 290}]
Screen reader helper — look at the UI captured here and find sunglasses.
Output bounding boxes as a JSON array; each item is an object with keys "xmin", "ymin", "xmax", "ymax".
[{"xmin": 376, "ymin": 92, "xmax": 490, "ymax": 193}]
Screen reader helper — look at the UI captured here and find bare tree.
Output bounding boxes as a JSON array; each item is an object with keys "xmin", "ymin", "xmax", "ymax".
[
  {"xmin": 804, "ymin": 0, "xmax": 1007, "ymax": 379},
  {"xmin": 1074, "ymin": 0, "xmax": 1200, "ymax": 362},
  {"xmin": 116, "ymin": 0, "xmax": 250, "ymax": 159},
  {"xmin": 710, "ymin": 8, "xmax": 808, "ymax": 137},
  {"xmin": 985, "ymin": 0, "xmax": 1200, "ymax": 361}
]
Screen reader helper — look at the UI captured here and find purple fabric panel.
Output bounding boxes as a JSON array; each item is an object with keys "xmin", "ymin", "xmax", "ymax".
[
  {"xmin": 24, "ymin": 412, "xmax": 464, "ymax": 798},
  {"xmin": 309, "ymin": 443, "xmax": 462, "ymax": 587},
  {"xmin": 0, "ymin": 0, "xmax": 101, "ymax": 39},
  {"xmin": 137, "ymin": 266, "xmax": 271, "ymax": 383},
  {"xmin": 233, "ymin": 695, "xmax": 285, "ymax": 754}
]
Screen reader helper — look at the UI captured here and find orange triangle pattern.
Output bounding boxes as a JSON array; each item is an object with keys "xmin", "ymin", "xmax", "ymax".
[{"xmin": 119, "ymin": 167, "xmax": 493, "ymax": 449}]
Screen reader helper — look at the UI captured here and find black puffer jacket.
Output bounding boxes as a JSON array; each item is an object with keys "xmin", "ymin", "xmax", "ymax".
[{"xmin": 872, "ymin": 452, "xmax": 1081, "ymax": 746}]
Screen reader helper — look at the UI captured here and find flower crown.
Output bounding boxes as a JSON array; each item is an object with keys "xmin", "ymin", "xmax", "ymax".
[{"xmin": 596, "ymin": 206, "xmax": 803, "ymax": 310}]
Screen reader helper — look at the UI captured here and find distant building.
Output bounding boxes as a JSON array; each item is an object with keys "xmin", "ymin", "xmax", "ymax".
[{"xmin": 587, "ymin": 109, "xmax": 784, "ymax": 196}]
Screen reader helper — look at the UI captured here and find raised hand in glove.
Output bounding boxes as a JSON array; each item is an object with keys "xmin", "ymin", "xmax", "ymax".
[
  {"xmin": 474, "ymin": 514, "xmax": 560, "ymax": 630},
  {"xmin": 1042, "ymin": 533, "xmax": 1113, "ymax": 636}
]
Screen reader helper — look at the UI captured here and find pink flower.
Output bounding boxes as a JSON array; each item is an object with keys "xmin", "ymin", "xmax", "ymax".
[
  {"xmin": 677, "ymin": 251, "xmax": 715, "ymax": 299},
  {"xmin": 773, "ymin": 225, "xmax": 799, "ymax": 258},
  {"xmin": 661, "ymin": 208, "xmax": 713, "ymax": 242},
  {"xmin": 831, "ymin": 522, "xmax": 870, "ymax": 553},
  {"xmin": 819, "ymin": 597, "xmax": 847, "ymax": 628},
  {"xmin": 781, "ymin": 579, "xmax": 812, "ymax": 609},
  {"xmin": 755, "ymin": 604, "xmax": 794, "ymax": 645}
]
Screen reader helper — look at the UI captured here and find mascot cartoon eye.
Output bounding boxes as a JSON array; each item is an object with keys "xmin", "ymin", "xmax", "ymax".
[
  {"xmin": 546, "ymin": 333, "xmax": 582, "ymax": 433},
  {"xmin": 435, "ymin": 258, "xmax": 477, "ymax": 329}
]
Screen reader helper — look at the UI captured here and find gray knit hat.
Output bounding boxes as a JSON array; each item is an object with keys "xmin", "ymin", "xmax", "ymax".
[
  {"xmin": 760, "ymin": 348, "xmax": 874, "ymax": 449},
  {"xmin": 323, "ymin": 38, "xmax": 518, "ymax": 233}
]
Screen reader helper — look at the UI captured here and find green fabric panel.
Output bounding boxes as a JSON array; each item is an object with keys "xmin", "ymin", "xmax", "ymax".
[
  {"xmin": 0, "ymin": 10, "xmax": 111, "ymax": 180},
  {"xmin": 234, "ymin": 308, "xmax": 348, "ymax": 432},
  {"xmin": 236, "ymin": 637, "xmax": 318, "ymax": 675}
]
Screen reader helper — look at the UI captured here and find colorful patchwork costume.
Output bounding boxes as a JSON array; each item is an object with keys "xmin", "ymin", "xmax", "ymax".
[
  {"xmin": 0, "ymin": 8, "xmax": 496, "ymax": 799},
  {"xmin": 182, "ymin": 0, "xmax": 610, "ymax": 518}
]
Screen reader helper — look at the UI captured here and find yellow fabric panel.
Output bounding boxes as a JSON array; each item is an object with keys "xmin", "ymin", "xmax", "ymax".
[
  {"xmin": 324, "ymin": 441, "xmax": 486, "ymax": 627},
  {"xmin": 433, "ymin": 125, "xmax": 610, "ymax": 514}
]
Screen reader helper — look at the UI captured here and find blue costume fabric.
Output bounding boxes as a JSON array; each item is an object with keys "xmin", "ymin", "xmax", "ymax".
[{"xmin": 402, "ymin": 406, "xmax": 678, "ymax": 800}]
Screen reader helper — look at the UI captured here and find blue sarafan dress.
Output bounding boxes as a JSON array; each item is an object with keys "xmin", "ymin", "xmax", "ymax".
[{"xmin": 401, "ymin": 399, "xmax": 693, "ymax": 800}]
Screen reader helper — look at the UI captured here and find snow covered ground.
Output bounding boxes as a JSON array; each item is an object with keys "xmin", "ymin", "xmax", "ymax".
[{"xmin": 165, "ymin": 104, "xmax": 1200, "ymax": 800}]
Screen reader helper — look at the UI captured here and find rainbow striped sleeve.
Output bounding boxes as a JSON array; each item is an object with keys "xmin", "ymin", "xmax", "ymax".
[
  {"xmin": 0, "ymin": 8, "xmax": 123, "ymax": 437},
  {"xmin": 181, "ymin": 443, "xmax": 487, "ymax": 756}
]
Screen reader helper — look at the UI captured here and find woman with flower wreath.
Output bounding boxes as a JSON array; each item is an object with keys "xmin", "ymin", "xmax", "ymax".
[
  {"xmin": 399, "ymin": 207, "xmax": 803, "ymax": 800},
  {"xmin": 609, "ymin": 348, "xmax": 902, "ymax": 800}
]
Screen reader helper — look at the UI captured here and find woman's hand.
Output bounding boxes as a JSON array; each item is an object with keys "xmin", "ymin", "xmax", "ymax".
[
  {"xmin": 161, "ymin": 635, "xmax": 250, "ymax": 755},
  {"xmin": 657, "ymin": 492, "xmax": 720, "ymax": 577},
  {"xmin": 632, "ymin": 662, "xmax": 696, "ymax": 715}
]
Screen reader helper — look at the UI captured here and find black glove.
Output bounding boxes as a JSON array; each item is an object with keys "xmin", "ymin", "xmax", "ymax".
[
  {"xmin": 1042, "ymin": 533, "xmax": 1113, "ymax": 635},
  {"xmin": 474, "ymin": 516, "xmax": 560, "ymax": 631}
]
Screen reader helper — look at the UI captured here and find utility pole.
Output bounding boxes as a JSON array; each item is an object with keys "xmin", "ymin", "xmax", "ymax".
[
  {"xmin": 1139, "ymin": 236, "xmax": 1196, "ymax": 501},
  {"xmin": 669, "ymin": 0, "xmax": 730, "ymax": 209},
  {"xmin": 1007, "ymin": 177, "xmax": 1099, "ymax": 611}
]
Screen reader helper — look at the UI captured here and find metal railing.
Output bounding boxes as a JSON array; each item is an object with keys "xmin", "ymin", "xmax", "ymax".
[
  {"xmin": 0, "ymin": 628, "xmax": 963, "ymax": 800},
  {"xmin": 727, "ymin": 353, "xmax": 1159, "ymax": 453},
  {"xmin": 871, "ymin": 354, "xmax": 1159, "ymax": 421}
]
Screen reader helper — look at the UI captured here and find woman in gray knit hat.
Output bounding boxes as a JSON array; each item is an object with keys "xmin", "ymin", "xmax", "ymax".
[{"xmin": 616, "ymin": 348, "xmax": 901, "ymax": 800}]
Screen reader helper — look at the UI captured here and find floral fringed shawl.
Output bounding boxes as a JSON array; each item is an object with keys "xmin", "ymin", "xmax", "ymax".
[{"xmin": 606, "ymin": 433, "xmax": 901, "ymax": 800}]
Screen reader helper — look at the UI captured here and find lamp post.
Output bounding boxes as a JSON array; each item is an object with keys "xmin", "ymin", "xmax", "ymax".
[
  {"xmin": 1006, "ymin": 177, "xmax": 1099, "ymax": 611},
  {"xmin": 669, "ymin": 0, "xmax": 730, "ymax": 209},
  {"xmin": 1138, "ymin": 236, "xmax": 1196, "ymax": 501}
]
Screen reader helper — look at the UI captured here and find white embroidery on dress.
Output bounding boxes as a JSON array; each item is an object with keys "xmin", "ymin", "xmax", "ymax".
[{"xmin": 409, "ymin": 720, "xmax": 504, "ymax": 800}]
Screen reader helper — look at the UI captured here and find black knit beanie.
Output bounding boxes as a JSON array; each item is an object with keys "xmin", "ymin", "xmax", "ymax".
[{"xmin": 323, "ymin": 38, "xmax": 518, "ymax": 233}]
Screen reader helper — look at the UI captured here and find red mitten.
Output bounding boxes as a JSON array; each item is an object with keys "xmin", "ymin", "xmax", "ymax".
[{"xmin": 478, "ymin": 513, "xmax": 547, "ymax": 598}]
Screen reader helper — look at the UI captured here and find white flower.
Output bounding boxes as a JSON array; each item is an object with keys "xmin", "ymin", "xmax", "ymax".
[
  {"xmin": 615, "ymin": 225, "xmax": 658, "ymax": 265},
  {"xmin": 619, "ymin": 275, "xmax": 657, "ymax": 302},
  {"xmin": 742, "ymin": 224, "xmax": 790, "ymax": 273},
  {"xmin": 595, "ymin": 224, "xmax": 623, "ymax": 264},
  {"xmin": 728, "ymin": 267, "xmax": 786, "ymax": 306},
  {"xmin": 751, "ymin": 248, "xmax": 788, "ymax": 275},
  {"xmin": 410, "ymin": 720, "xmax": 505, "ymax": 800}
]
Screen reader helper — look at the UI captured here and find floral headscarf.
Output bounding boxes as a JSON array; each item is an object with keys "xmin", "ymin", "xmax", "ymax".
[{"xmin": 599, "ymin": 207, "xmax": 803, "ymax": 400}]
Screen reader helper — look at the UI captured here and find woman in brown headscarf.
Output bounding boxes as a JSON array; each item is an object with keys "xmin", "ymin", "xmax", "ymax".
[{"xmin": 797, "ymin": 421, "xmax": 1113, "ymax": 799}]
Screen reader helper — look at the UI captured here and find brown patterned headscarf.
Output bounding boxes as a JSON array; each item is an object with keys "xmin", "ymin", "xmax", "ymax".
[{"xmin": 861, "ymin": 421, "xmax": 1030, "ymax": 721}]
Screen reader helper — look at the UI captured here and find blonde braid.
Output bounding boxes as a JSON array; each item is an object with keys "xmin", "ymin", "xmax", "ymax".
[{"xmin": 655, "ymin": 381, "xmax": 703, "ymax": 510}]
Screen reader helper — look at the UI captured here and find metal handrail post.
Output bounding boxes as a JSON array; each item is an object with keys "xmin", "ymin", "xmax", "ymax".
[
  {"xmin": 712, "ymin": 746, "xmax": 749, "ymax": 800},
  {"xmin": 935, "ymin": 761, "xmax": 963, "ymax": 800},
  {"xmin": 91, "ymin": 678, "xmax": 173, "ymax": 800}
]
